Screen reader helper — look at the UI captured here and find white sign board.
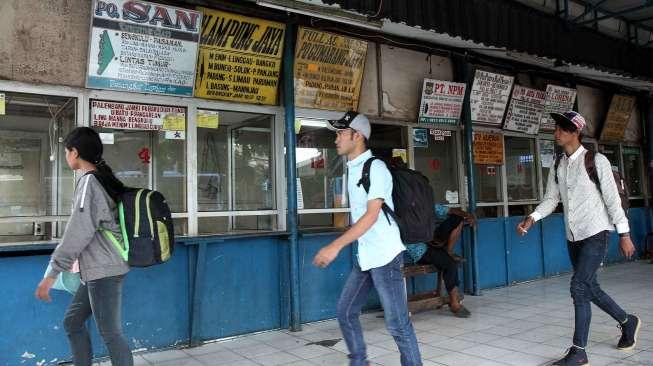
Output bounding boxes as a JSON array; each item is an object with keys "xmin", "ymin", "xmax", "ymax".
[
  {"xmin": 86, "ymin": 0, "xmax": 202, "ymax": 96},
  {"xmin": 470, "ymin": 70, "xmax": 514, "ymax": 126},
  {"xmin": 503, "ymin": 85, "xmax": 546, "ymax": 135},
  {"xmin": 418, "ymin": 79, "xmax": 466, "ymax": 125},
  {"xmin": 540, "ymin": 85, "xmax": 577, "ymax": 131},
  {"xmin": 91, "ymin": 100, "xmax": 185, "ymax": 132}
]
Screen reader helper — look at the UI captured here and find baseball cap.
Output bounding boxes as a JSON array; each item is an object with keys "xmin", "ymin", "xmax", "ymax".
[
  {"xmin": 327, "ymin": 111, "xmax": 371, "ymax": 140},
  {"xmin": 550, "ymin": 111, "xmax": 586, "ymax": 131}
]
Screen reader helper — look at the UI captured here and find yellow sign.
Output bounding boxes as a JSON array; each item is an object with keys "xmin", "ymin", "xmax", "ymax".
[
  {"xmin": 601, "ymin": 94, "xmax": 636, "ymax": 141},
  {"xmin": 294, "ymin": 27, "xmax": 368, "ymax": 111},
  {"xmin": 473, "ymin": 132, "xmax": 504, "ymax": 165},
  {"xmin": 162, "ymin": 114, "xmax": 185, "ymax": 131},
  {"xmin": 197, "ymin": 110, "xmax": 220, "ymax": 129},
  {"xmin": 0, "ymin": 93, "xmax": 4, "ymax": 115},
  {"xmin": 392, "ymin": 149, "xmax": 407, "ymax": 164},
  {"xmin": 194, "ymin": 8, "xmax": 285, "ymax": 105}
]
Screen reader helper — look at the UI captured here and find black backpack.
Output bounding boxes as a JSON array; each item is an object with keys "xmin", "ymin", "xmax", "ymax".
[
  {"xmin": 90, "ymin": 173, "xmax": 175, "ymax": 267},
  {"xmin": 358, "ymin": 157, "xmax": 435, "ymax": 244},
  {"xmin": 554, "ymin": 149, "xmax": 629, "ymax": 212}
]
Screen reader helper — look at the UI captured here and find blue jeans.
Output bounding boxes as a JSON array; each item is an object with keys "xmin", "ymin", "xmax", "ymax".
[
  {"xmin": 63, "ymin": 275, "xmax": 133, "ymax": 366},
  {"xmin": 568, "ymin": 231, "xmax": 628, "ymax": 348},
  {"xmin": 337, "ymin": 253, "xmax": 422, "ymax": 366}
]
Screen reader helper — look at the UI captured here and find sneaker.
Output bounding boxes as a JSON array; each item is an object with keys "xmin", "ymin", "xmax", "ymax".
[
  {"xmin": 551, "ymin": 347, "xmax": 589, "ymax": 366},
  {"xmin": 617, "ymin": 314, "xmax": 642, "ymax": 351},
  {"xmin": 452, "ymin": 305, "xmax": 471, "ymax": 318}
]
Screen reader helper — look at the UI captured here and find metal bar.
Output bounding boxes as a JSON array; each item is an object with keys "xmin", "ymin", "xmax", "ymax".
[
  {"xmin": 572, "ymin": 0, "xmax": 610, "ymax": 22},
  {"xmin": 577, "ymin": 3, "xmax": 653, "ymax": 26},
  {"xmin": 283, "ymin": 21, "xmax": 302, "ymax": 332},
  {"xmin": 189, "ymin": 242, "xmax": 208, "ymax": 346}
]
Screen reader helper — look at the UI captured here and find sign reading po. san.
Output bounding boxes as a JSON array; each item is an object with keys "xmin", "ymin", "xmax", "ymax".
[{"xmin": 86, "ymin": 0, "xmax": 202, "ymax": 96}]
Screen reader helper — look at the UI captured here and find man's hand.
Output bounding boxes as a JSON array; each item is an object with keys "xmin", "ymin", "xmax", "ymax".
[
  {"xmin": 619, "ymin": 236, "xmax": 636, "ymax": 259},
  {"xmin": 465, "ymin": 213, "xmax": 476, "ymax": 227},
  {"xmin": 516, "ymin": 216, "xmax": 534, "ymax": 236},
  {"xmin": 35, "ymin": 277, "xmax": 55, "ymax": 302},
  {"xmin": 313, "ymin": 243, "xmax": 342, "ymax": 268}
]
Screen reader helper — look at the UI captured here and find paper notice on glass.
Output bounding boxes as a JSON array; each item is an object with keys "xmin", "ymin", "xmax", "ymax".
[
  {"xmin": 297, "ymin": 178, "xmax": 304, "ymax": 209},
  {"xmin": 445, "ymin": 190, "xmax": 459, "ymax": 204},
  {"xmin": 162, "ymin": 114, "xmax": 186, "ymax": 131},
  {"xmin": 165, "ymin": 131, "xmax": 186, "ymax": 140},
  {"xmin": 99, "ymin": 133, "xmax": 115, "ymax": 145},
  {"xmin": 0, "ymin": 93, "xmax": 5, "ymax": 115},
  {"xmin": 197, "ymin": 110, "xmax": 219, "ymax": 129},
  {"xmin": 539, "ymin": 140, "xmax": 555, "ymax": 168}
]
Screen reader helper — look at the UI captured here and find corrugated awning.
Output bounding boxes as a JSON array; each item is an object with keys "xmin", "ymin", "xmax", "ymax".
[{"xmin": 322, "ymin": 0, "xmax": 653, "ymax": 80}]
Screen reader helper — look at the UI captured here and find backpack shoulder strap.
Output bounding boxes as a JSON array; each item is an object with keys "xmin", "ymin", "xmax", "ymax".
[
  {"xmin": 357, "ymin": 157, "xmax": 380, "ymax": 194},
  {"xmin": 584, "ymin": 149, "xmax": 601, "ymax": 193},
  {"xmin": 553, "ymin": 153, "xmax": 563, "ymax": 185}
]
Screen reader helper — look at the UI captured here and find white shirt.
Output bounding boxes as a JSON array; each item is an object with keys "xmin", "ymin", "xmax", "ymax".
[
  {"xmin": 347, "ymin": 150, "xmax": 405, "ymax": 271},
  {"xmin": 530, "ymin": 145, "xmax": 629, "ymax": 242}
]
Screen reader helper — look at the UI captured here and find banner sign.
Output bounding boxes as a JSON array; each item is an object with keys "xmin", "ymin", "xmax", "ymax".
[
  {"xmin": 473, "ymin": 132, "xmax": 504, "ymax": 165},
  {"xmin": 430, "ymin": 129, "xmax": 453, "ymax": 141},
  {"xmin": 418, "ymin": 79, "xmax": 466, "ymax": 125},
  {"xmin": 294, "ymin": 27, "xmax": 368, "ymax": 111},
  {"xmin": 86, "ymin": 0, "xmax": 202, "ymax": 96},
  {"xmin": 600, "ymin": 94, "xmax": 636, "ymax": 141},
  {"xmin": 91, "ymin": 100, "xmax": 185, "ymax": 132},
  {"xmin": 503, "ymin": 85, "xmax": 546, "ymax": 135},
  {"xmin": 470, "ymin": 71, "xmax": 514, "ymax": 126},
  {"xmin": 540, "ymin": 85, "xmax": 577, "ymax": 130},
  {"xmin": 194, "ymin": 8, "xmax": 285, "ymax": 105}
]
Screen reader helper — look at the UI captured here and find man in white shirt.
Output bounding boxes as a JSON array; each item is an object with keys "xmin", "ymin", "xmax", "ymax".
[
  {"xmin": 313, "ymin": 111, "xmax": 422, "ymax": 366},
  {"xmin": 517, "ymin": 111, "xmax": 641, "ymax": 366}
]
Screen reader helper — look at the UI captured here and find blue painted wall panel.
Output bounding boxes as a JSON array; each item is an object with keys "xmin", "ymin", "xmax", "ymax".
[
  {"xmin": 541, "ymin": 214, "xmax": 572, "ymax": 276},
  {"xmin": 197, "ymin": 237, "xmax": 283, "ymax": 340},
  {"xmin": 506, "ymin": 216, "xmax": 544, "ymax": 284},
  {"xmin": 476, "ymin": 218, "xmax": 508, "ymax": 289},
  {"xmin": 0, "ymin": 246, "xmax": 190, "ymax": 366}
]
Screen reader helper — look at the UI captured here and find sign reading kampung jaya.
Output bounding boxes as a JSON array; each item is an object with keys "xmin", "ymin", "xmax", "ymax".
[
  {"xmin": 470, "ymin": 71, "xmax": 514, "ymax": 126},
  {"xmin": 540, "ymin": 85, "xmax": 577, "ymax": 131},
  {"xmin": 503, "ymin": 85, "xmax": 546, "ymax": 135},
  {"xmin": 600, "ymin": 94, "xmax": 636, "ymax": 141},
  {"xmin": 418, "ymin": 79, "xmax": 466, "ymax": 125},
  {"xmin": 86, "ymin": 0, "xmax": 201, "ymax": 96},
  {"xmin": 294, "ymin": 27, "xmax": 368, "ymax": 111},
  {"xmin": 194, "ymin": 8, "xmax": 285, "ymax": 105}
]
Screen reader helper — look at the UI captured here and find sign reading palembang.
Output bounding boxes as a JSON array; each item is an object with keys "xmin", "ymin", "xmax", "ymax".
[
  {"xmin": 540, "ymin": 85, "xmax": 577, "ymax": 131},
  {"xmin": 86, "ymin": 0, "xmax": 202, "ymax": 96},
  {"xmin": 418, "ymin": 79, "xmax": 466, "ymax": 125},
  {"xmin": 473, "ymin": 132, "xmax": 504, "ymax": 165},
  {"xmin": 470, "ymin": 71, "xmax": 514, "ymax": 126},
  {"xmin": 194, "ymin": 8, "xmax": 285, "ymax": 105},
  {"xmin": 91, "ymin": 100, "xmax": 185, "ymax": 133},
  {"xmin": 294, "ymin": 27, "xmax": 368, "ymax": 111},
  {"xmin": 600, "ymin": 94, "xmax": 636, "ymax": 141},
  {"xmin": 503, "ymin": 85, "xmax": 546, "ymax": 135}
]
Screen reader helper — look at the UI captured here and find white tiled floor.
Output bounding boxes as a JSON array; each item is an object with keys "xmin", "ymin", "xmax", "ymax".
[{"xmin": 99, "ymin": 261, "xmax": 653, "ymax": 365}]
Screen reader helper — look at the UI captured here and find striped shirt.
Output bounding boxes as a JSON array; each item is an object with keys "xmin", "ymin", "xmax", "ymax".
[{"xmin": 530, "ymin": 145, "xmax": 629, "ymax": 242}]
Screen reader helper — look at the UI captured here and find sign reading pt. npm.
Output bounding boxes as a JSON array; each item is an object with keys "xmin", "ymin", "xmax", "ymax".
[{"xmin": 86, "ymin": 0, "xmax": 202, "ymax": 96}]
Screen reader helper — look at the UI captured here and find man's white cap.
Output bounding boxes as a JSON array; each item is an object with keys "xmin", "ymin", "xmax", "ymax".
[{"xmin": 326, "ymin": 111, "xmax": 371, "ymax": 140}]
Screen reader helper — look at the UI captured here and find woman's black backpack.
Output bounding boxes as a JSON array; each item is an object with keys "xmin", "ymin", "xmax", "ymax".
[
  {"xmin": 358, "ymin": 157, "xmax": 435, "ymax": 244},
  {"xmin": 91, "ymin": 172, "xmax": 175, "ymax": 267}
]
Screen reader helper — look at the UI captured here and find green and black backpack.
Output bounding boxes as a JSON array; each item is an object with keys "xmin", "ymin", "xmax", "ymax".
[{"xmin": 89, "ymin": 173, "xmax": 175, "ymax": 267}]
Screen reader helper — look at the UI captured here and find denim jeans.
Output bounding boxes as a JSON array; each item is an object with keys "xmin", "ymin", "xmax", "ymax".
[
  {"xmin": 568, "ymin": 231, "xmax": 628, "ymax": 348},
  {"xmin": 63, "ymin": 274, "xmax": 133, "ymax": 366},
  {"xmin": 337, "ymin": 253, "xmax": 422, "ymax": 366}
]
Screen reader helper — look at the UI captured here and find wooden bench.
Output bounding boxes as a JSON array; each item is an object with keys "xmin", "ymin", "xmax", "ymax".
[{"xmin": 402, "ymin": 261, "xmax": 464, "ymax": 314}]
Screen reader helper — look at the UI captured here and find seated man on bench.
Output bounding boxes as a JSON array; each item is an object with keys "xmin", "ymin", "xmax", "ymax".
[{"xmin": 405, "ymin": 204, "xmax": 474, "ymax": 318}]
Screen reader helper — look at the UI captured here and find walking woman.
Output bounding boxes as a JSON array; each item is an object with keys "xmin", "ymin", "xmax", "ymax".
[{"xmin": 35, "ymin": 127, "xmax": 133, "ymax": 366}]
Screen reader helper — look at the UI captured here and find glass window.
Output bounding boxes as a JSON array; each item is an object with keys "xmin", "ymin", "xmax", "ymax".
[
  {"xmin": 414, "ymin": 128, "xmax": 460, "ymax": 204},
  {"xmin": 623, "ymin": 146, "xmax": 643, "ymax": 197},
  {"xmin": 474, "ymin": 163, "xmax": 503, "ymax": 203},
  {"xmin": 94, "ymin": 101, "xmax": 187, "ymax": 214},
  {"xmin": 505, "ymin": 137, "xmax": 537, "ymax": 201},
  {"xmin": 599, "ymin": 144, "xmax": 621, "ymax": 172},
  {"xmin": 196, "ymin": 111, "xmax": 275, "ymax": 234},
  {"xmin": 539, "ymin": 139, "xmax": 556, "ymax": 186},
  {"xmin": 0, "ymin": 92, "xmax": 76, "ymax": 243}
]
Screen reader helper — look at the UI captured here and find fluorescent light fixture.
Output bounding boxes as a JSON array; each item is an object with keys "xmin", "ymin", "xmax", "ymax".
[
  {"xmin": 299, "ymin": 119, "xmax": 327, "ymax": 128},
  {"xmin": 256, "ymin": 0, "xmax": 382, "ymax": 30}
]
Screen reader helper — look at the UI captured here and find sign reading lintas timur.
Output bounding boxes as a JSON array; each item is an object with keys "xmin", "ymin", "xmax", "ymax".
[
  {"xmin": 294, "ymin": 27, "xmax": 368, "ymax": 111},
  {"xmin": 194, "ymin": 8, "xmax": 285, "ymax": 105},
  {"xmin": 86, "ymin": 0, "xmax": 202, "ymax": 96}
]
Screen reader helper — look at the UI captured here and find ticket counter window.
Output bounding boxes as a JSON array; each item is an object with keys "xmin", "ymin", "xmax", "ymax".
[
  {"xmin": 505, "ymin": 137, "xmax": 538, "ymax": 201},
  {"xmin": 414, "ymin": 129, "xmax": 460, "ymax": 205},
  {"xmin": 0, "ymin": 92, "xmax": 76, "ymax": 244},
  {"xmin": 623, "ymin": 147, "xmax": 643, "ymax": 197}
]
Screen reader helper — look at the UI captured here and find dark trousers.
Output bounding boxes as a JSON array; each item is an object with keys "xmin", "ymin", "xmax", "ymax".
[
  {"xmin": 568, "ymin": 231, "xmax": 628, "ymax": 348},
  {"xmin": 417, "ymin": 247, "xmax": 459, "ymax": 292}
]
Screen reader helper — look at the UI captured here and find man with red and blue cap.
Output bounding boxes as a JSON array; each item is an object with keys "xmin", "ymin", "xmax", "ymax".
[{"xmin": 516, "ymin": 111, "xmax": 642, "ymax": 366}]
